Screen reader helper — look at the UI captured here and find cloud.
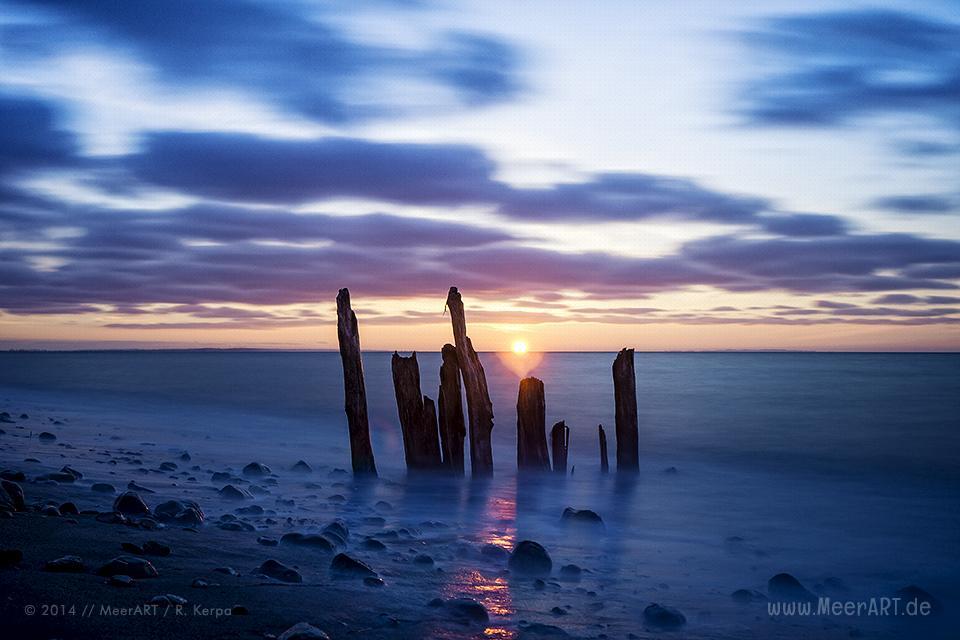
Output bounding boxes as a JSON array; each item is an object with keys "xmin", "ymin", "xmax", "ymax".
[
  {"xmin": 872, "ymin": 294, "xmax": 960, "ymax": 305},
  {"xmin": 740, "ymin": 10, "xmax": 960, "ymax": 130},
  {"xmin": 872, "ymin": 194, "xmax": 957, "ymax": 214},
  {"xmin": 0, "ymin": 96, "xmax": 77, "ymax": 175},
  {"xmin": 758, "ymin": 213, "xmax": 849, "ymax": 236},
  {"xmin": 7, "ymin": 0, "xmax": 521, "ymax": 122}
]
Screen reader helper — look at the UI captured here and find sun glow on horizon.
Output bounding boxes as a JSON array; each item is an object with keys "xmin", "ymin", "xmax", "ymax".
[{"xmin": 511, "ymin": 339, "xmax": 528, "ymax": 355}]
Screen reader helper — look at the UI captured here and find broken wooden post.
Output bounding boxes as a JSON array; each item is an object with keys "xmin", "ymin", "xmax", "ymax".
[
  {"xmin": 551, "ymin": 421, "xmax": 570, "ymax": 475},
  {"xmin": 335, "ymin": 288, "xmax": 377, "ymax": 476},
  {"xmin": 516, "ymin": 377, "xmax": 550, "ymax": 471},
  {"xmin": 391, "ymin": 352, "xmax": 442, "ymax": 471},
  {"xmin": 438, "ymin": 344, "xmax": 466, "ymax": 475},
  {"xmin": 446, "ymin": 287, "xmax": 494, "ymax": 476},
  {"xmin": 613, "ymin": 348, "xmax": 639, "ymax": 472},
  {"xmin": 598, "ymin": 424, "xmax": 609, "ymax": 474}
]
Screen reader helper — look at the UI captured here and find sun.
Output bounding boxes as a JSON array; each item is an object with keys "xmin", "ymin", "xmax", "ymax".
[{"xmin": 511, "ymin": 339, "xmax": 528, "ymax": 355}]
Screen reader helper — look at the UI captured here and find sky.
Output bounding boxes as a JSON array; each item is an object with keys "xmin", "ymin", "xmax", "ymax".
[{"xmin": 1, "ymin": 0, "xmax": 959, "ymax": 351}]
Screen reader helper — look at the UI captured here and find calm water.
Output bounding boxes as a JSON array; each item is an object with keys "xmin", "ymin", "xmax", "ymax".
[
  {"xmin": 1, "ymin": 351, "xmax": 958, "ymax": 638},
  {"xmin": 1, "ymin": 351, "xmax": 957, "ymax": 480}
]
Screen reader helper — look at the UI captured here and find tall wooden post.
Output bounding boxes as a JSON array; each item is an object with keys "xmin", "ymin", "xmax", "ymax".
[
  {"xmin": 516, "ymin": 377, "xmax": 550, "ymax": 471},
  {"xmin": 598, "ymin": 424, "xmax": 609, "ymax": 474},
  {"xmin": 438, "ymin": 344, "xmax": 466, "ymax": 475},
  {"xmin": 335, "ymin": 288, "xmax": 377, "ymax": 476},
  {"xmin": 391, "ymin": 352, "xmax": 442, "ymax": 470},
  {"xmin": 613, "ymin": 348, "xmax": 639, "ymax": 472},
  {"xmin": 446, "ymin": 287, "xmax": 494, "ymax": 476},
  {"xmin": 551, "ymin": 421, "xmax": 570, "ymax": 474}
]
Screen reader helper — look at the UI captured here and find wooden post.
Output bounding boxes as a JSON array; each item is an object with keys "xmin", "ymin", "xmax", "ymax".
[
  {"xmin": 335, "ymin": 288, "xmax": 377, "ymax": 476},
  {"xmin": 438, "ymin": 344, "xmax": 466, "ymax": 475},
  {"xmin": 550, "ymin": 421, "xmax": 570, "ymax": 474},
  {"xmin": 446, "ymin": 287, "xmax": 495, "ymax": 476},
  {"xmin": 598, "ymin": 424, "xmax": 609, "ymax": 474},
  {"xmin": 391, "ymin": 352, "xmax": 442, "ymax": 470},
  {"xmin": 516, "ymin": 377, "xmax": 550, "ymax": 471},
  {"xmin": 613, "ymin": 348, "xmax": 639, "ymax": 472}
]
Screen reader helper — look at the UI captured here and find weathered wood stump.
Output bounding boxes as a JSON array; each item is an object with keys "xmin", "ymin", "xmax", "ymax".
[
  {"xmin": 516, "ymin": 377, "xmax": 550, "ymax": 471},
  {"xmin": 335, "ymin": 288, "xmax": 377, "ymax": 476},
  {"xmin": 446, "ymin": 287, "xmax": 495, "ymax": 476},
  {"xmin": 551, "ymin": 421, "xmax": 570, "ymax": 475},
  {"xmin": 598, "ymin": 424, "xmax": 609, "ymax": 474},
  {"xmin": 613, "ymin": 348, "xmax": 639, "ymax": 472},
  {"xmin": 438, "ymin": 344, "xmax": 466, "ymax": 475},
  {"xmin": 391, "ymin": 352, "xmax": 442, "ymax": 471}
]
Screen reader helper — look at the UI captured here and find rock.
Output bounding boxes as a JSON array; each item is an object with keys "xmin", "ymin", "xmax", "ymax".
[
  {"xmin": 643, "ymin": 603, "xmax": 686, "ymax": 629},
  {"xmin": 364, "ymin": 576, "xmax": 385, "ymax": 587},
  {"xmin": 231, "ymin": 605, "xmax": 248, "ymax": 615},
  {"xmin": 558, "ymin": 564, "xmax": 582, "ymax": 581},
  {"xmin": 533, "ymin": 579, "xmax": 546, "ymax": 590},
  {"xmin": 258, "ymin": 536, "xmax": 279, "ymax": 546},
  {"xmin": 560, "ymin": 507, "xmax": 604, "ymax": 527},
  {"xmin": 213, "ymin": 566, "xmax": 239, "ymax": 576},
  {"xmin": 97, "ymin": 556, "xmax": 158, "ymax": 579},
  {"xmin": 551, "ymin": 606, "xmax": 567, "ymax": 616},
  {"xmin": 413, "ymin": 554, "xmax": 434, "ymax": 566},
  {"xmin": 257, "ymin": 559, "xmax": 302, "ymax": 583},
  {"xmin": 142, "ymin": 541, "xmax": 170, "ymax": 557},
  {"xmin": 91, "ymin": 483, "xmax": 116, "ymax": 494},
  {"xmin": 159, "ymin": 462, "xmax": 178, "ymax": 471},
  {"xmin": 0, "ymin": 549, "xmax": 23, "ymax": 567},
  {"xmin": 481, "ymin": 543, "xmax": 509, "ymax": 560},
  {"xmin": 121, "ymin": 542, "xmax": 144, "ymax": 555},
  {"xmin": 38, "ymin": 432, "xmax": 57, "ymax": 441},
  {"xmin": 236, "ymin": 504, "xmax": 264, "ymax": 515},
  {"xmin": 20, "ymin": 413, "xmax": 29, "ymax": 419},
  {"xmin": 768, "ymin": 573, "xmax": 816, "ymax": 602},
  {"xmin": 127, "ymin": 481, "xmax": 154, "ymax": 494},
  {"xmin": 361, "ymin": 538, "xmax": 386, "ymax": 551},
  {"xmin": 2, "ymin": 480, "xmax": 25, "ymax": 511},
  {"xmin": 280, "ymin": 533, "xmax": 335, "ymax": 552},
  {"xmin": 59, "ymin": 465, "xmax": 83, "ymax": 480},
  {"xmin": 731, "ymin": 588, "xmax": 768, "ymax": 603},
  {"xmin": 211, "ymin": 471, "xmax": 232, "ymax": 482},
  {"xmin": 109, "ymin": 575, "xmax": 135, "ymax": 587},
  {"xmin": 43, "ymin": 555, "xmax": 86, "ymax": 573},
  {"xmin": 113, "ymin": 491, "xmax": 151, "ymax": 516},
  {"xmin": 180, "ymin": 452, "xmax": 191, "ymax": 461},
  {"xmin": 291, "ymin": 460, "xmax": 312, "ymax": 473},
  {"xmin": 663, "ymin": 466, "xmax": 679, "ymax": 474},
  {"xmin": 330, "ymin": 553, "xmax": 377, "ymax": 578},
  {"xmin": 59, "ymin": 502, "xmax": 79, "ymax": 515},
  {"xmin": 0, "ymin": 470, "xmax": 25, "ymax": 482},
  {"xmin": 444, "ymin": 598, "xmax": 489, "ymax": 623},
  {"xmin": 218, "ymin": 484, "xmax": 253, "ymax": 501},
  {"xmin": 242, "ymin": 462, "xmax": 271, "ymax": 477},
  {"xmin": 149, "ymin": 594, "xmax": 187, "ymax": 606},
  {"xmin": 41, "ymin": 505, "xmax": 61, "ymax": 517},
  {"xmin": 219, "ymin": 520, "xmax": 254, "ymax": 532},
  {"xmin": 153, "ymin": 499, "xmax": 204, "ymax": 523},
  {"xmin": 191, "ymin": 578, "xmax": 214, "ymax": 588},
  {"xmin": 895, "ymin": 585, "xmax": 942, "ymax": 615},
  {"xmin": 322, "ymin": 519, "xmax": 349, "ymax": 544},
  {"xmin": 509, "ymin": 540, "xmax": 552, "ymax": 577},
  {"xmin": 96, "ymin": 511, "xmax": 127, "ymax": 524},
  {"xmin": 38, "ymin": 472, "xmax": 76, "ymax": 483},
  {"xmin": 278, "ymin": 622, "xmax": 330, "ymax": 640}
]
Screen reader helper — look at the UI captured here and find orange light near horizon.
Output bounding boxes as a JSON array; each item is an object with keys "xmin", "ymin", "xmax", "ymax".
[{"xmin": 511, "ymin": 339, "xmax": 528, "ymax": 355}]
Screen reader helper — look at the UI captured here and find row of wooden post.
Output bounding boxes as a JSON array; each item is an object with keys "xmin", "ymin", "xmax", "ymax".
[{"xmin": 336, "ymin": 286, "xmax": 639, "ymax": 477}]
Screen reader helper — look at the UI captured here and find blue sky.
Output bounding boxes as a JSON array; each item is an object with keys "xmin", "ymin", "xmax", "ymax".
[{"xmin": 1, "ymin": 0, "xmax": 958, "ymax": 350}]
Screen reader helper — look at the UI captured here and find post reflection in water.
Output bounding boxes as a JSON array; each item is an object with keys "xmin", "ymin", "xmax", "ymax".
[{"xmin": 441, "ymin": 477, "xmax": 518, "ymax": 638}]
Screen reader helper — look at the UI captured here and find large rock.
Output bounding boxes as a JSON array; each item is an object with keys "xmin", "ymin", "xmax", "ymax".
[
  {"xmin": 1, "ymin": 480, "xmax": 25, "ymax": 511},
  {"xmin": 153, "ymin": 499, "xmax": 205, "ymax": 525},
  {"xmin": 643, "ymin": 603, "xmax": 686, "ymax": 629},
  {"xmin": 43, "ymin": 555, "xmax": 86, "ymax": 573},
  {"xmin": 257, "ymin": 559, "xmax": 302, "ymax": 583},
  {"xmin": 278, "ymin": 623, "xmax": 330, "ymax": 640},
  {"xmin": 330, "ymin": 553, "xmax": 377, "ymax": 578},
  {"xmin": 113, "ymin": 491, "xmax": 150, "ymax": 516},
  {"xmin": 243, "ymin": 462, "xmax": 271, "ymax": 477},
  {"xmin": 895, "ymin": 585, "xmax": 943, "ymax": 615},
  {"xmin": 97, "ymin": 556, "xmax": 158, "ymax": 578},
  {"xmin": 560, "ymin": 507, "xmax": 604, "ymax": 527},
  {"xmin": 509, "ymin": 540, "xmax": 552, "ymax": 577},
  {"xmin": 218, "ymin": 484, "xmax": 253, "ymax": 501},
  {"xmin": 280, "ymin": 533, "xmax": 335, "ymax": 552},
  {"xmin": 443, "ymin": 598, "xmax": 489, "ymax": 623},
  {"xmin": 768, "ymin": 573, "xmax": 816, "ymax": 602},
  {"xmin": 291, "ymin": 460, "xmax": 313, "ymax": 473}
]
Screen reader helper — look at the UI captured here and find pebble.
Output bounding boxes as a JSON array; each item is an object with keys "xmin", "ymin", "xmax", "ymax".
[
  {"xmin": 509, "ymin": 540, "xmax": 553, "ymax": 577},
  {"xmin": 218, "ymin": 484, "xmax": 253, "ymax": 500},
  {"xmin": 43, "ymin": 555, "xmax": 86, "ymax": 573},
  {"xmin": 643, "ymin": 603, "xmax": 686, "ymax": 629},
  {"xmin": 257, "ymin": 559, "xmax": 303, "ymax": 583},
  {"xmin": 113, "ymin": 491, "xmax": 151, "ymax": 516},
  {"xmin": 97, "ymin": 556, "xmax": 158, "ymax": 579},
  {"xmin": 330, "ymin": 553, "xmax": 377, "ymax": 578},
  {"xmin": 278, "ymin": 623, "xmax": 330, "ymax": 640},
  {"xmin": 91, "ymin": 483, "xmax": 116, "ymax": 494}
]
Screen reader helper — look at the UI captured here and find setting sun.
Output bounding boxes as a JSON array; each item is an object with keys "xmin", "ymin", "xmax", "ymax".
[{"xmin": 511, "ymin": 339, "xmax": 528, "ymax": 355}]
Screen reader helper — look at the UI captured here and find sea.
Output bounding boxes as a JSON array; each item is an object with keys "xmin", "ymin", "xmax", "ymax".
[{"xmin": 1, "ymin": 350, "xmax": 957, "ymax": 638}]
